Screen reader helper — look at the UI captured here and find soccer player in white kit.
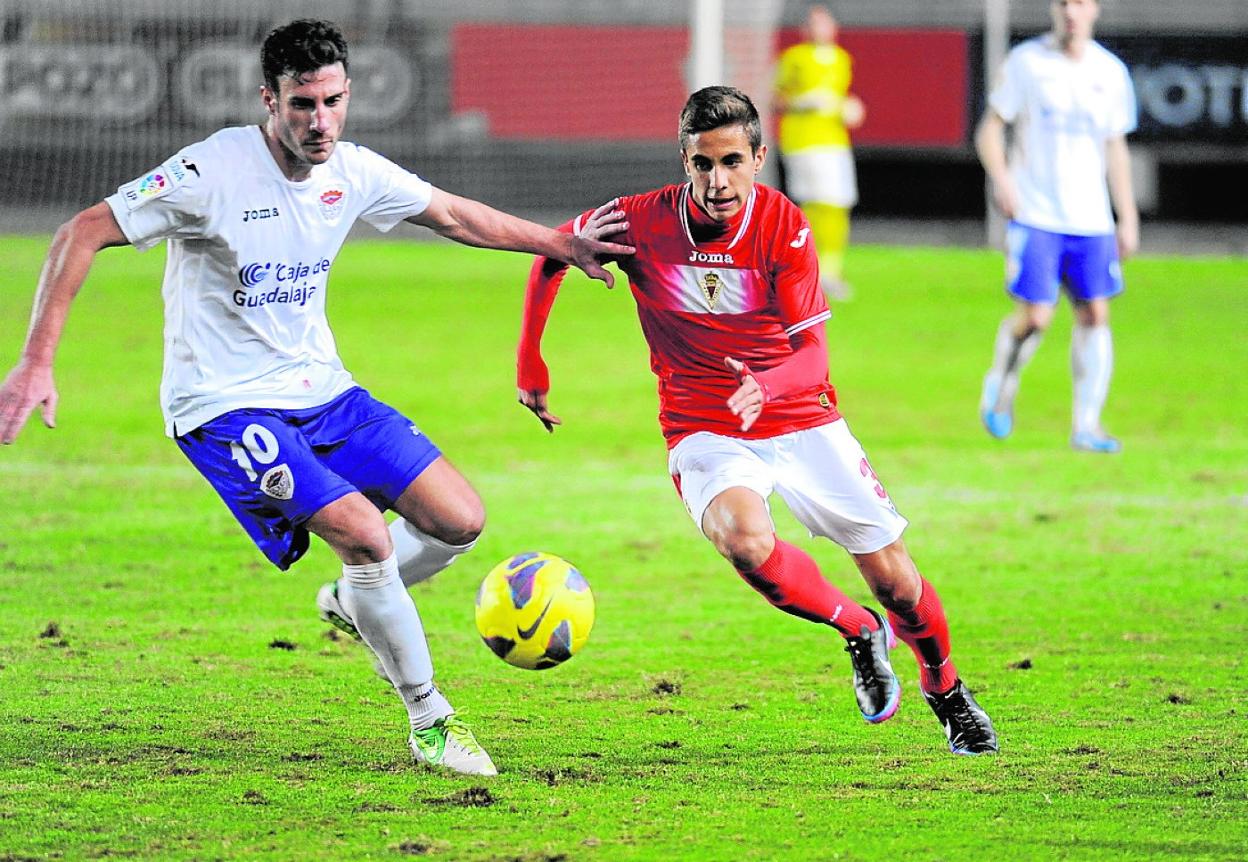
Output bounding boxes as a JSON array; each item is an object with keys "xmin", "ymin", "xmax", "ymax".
[
  {"xmin": 0, "ymin": 19, "xmax": 632, "ymax": 776},
  {"xmin": 976, "ymin": 0, "xmax": 1140, "ymax": 453}
]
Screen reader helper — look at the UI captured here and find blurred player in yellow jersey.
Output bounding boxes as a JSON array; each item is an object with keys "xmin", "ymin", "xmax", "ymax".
[{"xmin": 774, "ymin": 4, "xmax": 865, "ymax": 301}]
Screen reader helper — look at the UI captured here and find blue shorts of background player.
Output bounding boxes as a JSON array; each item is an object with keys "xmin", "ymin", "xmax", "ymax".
[
  {"xmin": 1005, "ymin": 222, "xmax": 1124, "ymax": 304},
  {"xmin": 176, "ymin": 387, "xmax": 441, "ymax": 570}
]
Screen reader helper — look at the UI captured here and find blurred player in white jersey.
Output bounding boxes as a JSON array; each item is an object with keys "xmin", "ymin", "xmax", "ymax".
[
  {"xmin": 0, "ymin": 19, "xmax": 631, "ymax": 776},
  {"xmin": 976, "ymin": 0, "xmax": 1139, "ymax": 452}
]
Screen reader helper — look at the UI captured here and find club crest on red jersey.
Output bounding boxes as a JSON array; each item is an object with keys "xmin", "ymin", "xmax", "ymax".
[{"xmin": 699, "ymin": 271, "xmax": 723, "ymax": 309}]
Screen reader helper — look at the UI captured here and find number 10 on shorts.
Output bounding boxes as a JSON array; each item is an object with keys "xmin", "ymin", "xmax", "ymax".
[{"xmin": 229, "ymin": 423, "xmax": 281, "ymax": 481}]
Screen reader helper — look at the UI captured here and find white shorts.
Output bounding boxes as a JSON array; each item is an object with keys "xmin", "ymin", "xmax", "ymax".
[
  {"xmin": 782, "ymin": 147, "xmax": 858, "ymax": 208},
  {"xmin": 667, "ymin": 420, "xmax": 907, "ymax": 555}
]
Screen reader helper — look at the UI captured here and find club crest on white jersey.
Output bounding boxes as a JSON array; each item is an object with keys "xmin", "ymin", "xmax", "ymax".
[{"xmin": 318, "ymin": 186, "xmax": 347, "ymax": 223}]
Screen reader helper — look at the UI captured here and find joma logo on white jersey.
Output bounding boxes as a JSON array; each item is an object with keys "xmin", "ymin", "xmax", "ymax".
[
  {"xmin": 688, "ymin": 250, "xmax": 734, "ymax": 264},
  {"xmin": 243, "ymin": 207, "xmax": 280, "ymax": 223}
]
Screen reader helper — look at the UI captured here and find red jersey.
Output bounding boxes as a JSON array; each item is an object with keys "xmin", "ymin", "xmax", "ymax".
[{"xmin": 520, "ymin": 182, "xmax": 840, "ymax": 447}]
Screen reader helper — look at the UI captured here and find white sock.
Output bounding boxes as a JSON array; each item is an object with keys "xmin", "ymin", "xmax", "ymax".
[
  {"xmin": 338, "ymin": 553, "xmax": 453, "ymax": 731},
  {"xmin": 1072, "ymin": 323, "xmax": 1113, "ymax": 434},
  {"xmin": 401, "ymin": 681, "xmax": 454, "ymax": 732},
  {"xmin": 984, "ymin": 316, "xmax": 1043, "ymax": 413},
  {"xmin": 389, "ymin": 518, "xmax": 476, "ymax": 588}
]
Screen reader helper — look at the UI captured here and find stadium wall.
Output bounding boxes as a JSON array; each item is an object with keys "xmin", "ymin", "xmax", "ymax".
[{"xmin": 0, "ymin": 0, "xmax": 1243, "ymax": 233}]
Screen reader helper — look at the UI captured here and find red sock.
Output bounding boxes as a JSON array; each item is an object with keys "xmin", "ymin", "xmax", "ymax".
[
  {"xmin": 887, "ymin": 577, "xmax": 959, "ymax": 693},
  {"xmin": 737, "ymin": 537, "xmax": 878, "ymax": 638}
]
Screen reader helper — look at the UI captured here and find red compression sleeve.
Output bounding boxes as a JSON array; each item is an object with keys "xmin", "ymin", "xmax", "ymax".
[
  {"xmin": 517, "ymin": 220, "xmax": 575, "ymax": 392},
  {"xmin": 749, "ymin": 325, "xmax": 829, "ymax": 403}
]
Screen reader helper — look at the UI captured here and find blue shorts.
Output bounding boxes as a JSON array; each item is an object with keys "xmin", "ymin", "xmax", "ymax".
[
  {"xmin": 1005, "ymin": 222, "xmax": 1124, "ymax": 305},
  {"xmin": 175, "ymin": 387, "xmax": 441, "ymax": 570}
]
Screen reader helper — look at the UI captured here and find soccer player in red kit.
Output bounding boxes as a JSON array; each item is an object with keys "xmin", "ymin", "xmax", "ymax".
[{"xmin": 517, "ymin": 87, "xmax": 997, "ymax": 755}]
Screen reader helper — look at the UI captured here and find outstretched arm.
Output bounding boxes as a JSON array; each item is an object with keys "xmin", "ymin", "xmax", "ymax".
[
  {"xmin": 516, "ymin": 251, "xmax": 568, "ymax": 433},
  {"xmin": 0, "ymin": 202, "xmax": 129, "ymax": 444},
  {"xmin": 408, "ymin": 189, "xmax": 634, "ymax": 289},
  {"xmin": 516, "ymin": 201, "xmax": 629, "ymax": 432}
]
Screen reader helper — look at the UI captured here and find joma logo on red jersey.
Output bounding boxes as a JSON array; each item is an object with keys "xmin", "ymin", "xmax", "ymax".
[{"xmin": 688, "ymin": 250, "xmax": 734, "ymax": 264}]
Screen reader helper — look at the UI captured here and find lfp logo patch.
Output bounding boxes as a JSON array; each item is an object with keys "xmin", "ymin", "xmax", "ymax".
[
  {"xmin": 318, "ymin": 187, "xmax": 347, "ymax": 223},
  {"xmin": 119, "ymin": 156, "xmax": 187, "ymax": 211},
  {"xmin": 138, "ymin": 172, "xmax": 168, "ymax": 198}
]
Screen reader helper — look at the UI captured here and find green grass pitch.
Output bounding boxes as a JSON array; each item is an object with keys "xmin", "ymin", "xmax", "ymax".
[{"xmin": 0, "ymin": 235, "xmax": 1244, "ymax": 861}]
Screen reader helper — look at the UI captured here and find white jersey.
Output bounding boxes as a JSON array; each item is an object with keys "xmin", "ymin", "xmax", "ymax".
[
  {"xmin": 105, "ymin": 126, "xmax": 432, "ymax": 436},
  {"xmin": 989, "ymin": 36, "xmax": 1136, "ymax": 236}
]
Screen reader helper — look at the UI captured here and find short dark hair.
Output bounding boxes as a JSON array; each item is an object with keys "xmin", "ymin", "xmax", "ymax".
[
  {"xmin": 261, "ymin": 19, "xmax": 349, "ymax": 93},
  {"xmin": 678, "ymin": 86, "xmax": 763, "ymax": 152}
]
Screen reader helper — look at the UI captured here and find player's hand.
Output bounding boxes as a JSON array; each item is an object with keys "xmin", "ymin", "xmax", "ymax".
[
  {"xmin": 990, "ymin": 177, "xmax": 1019, "ymax": 220},
  {"xmin": 0, "ymin": 360, "xmax": 58, "ymax": 445},
  {"xmin": 517, "ymin": 387, "xmax": 562, "ymax": 433},
  {"xmin": 569, "ymin": 198, "xmax": 636, "ymax": 290},
  {"xmin": 724, "ymin": 357, "xmax": 766, "ymax": 433},
  {"xmin": 1116, "ymin": 219, "xmax": 1140, "ymax": 260},
  {"xmin": 841, "ymin": 94, "xmax": 866, "ymax": 129}
]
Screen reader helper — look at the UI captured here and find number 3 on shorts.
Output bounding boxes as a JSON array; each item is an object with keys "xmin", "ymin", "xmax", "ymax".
[
  {"xmin": 859, "ymin": 457, "xmax": 887, "ymax": 500},
  {"xmin": 229, "ymin": 423, "xmax": 281, "ymax": 482}
]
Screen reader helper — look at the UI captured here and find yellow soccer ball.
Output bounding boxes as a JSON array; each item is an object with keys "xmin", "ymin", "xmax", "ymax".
[{"xmin": 475, "ymin": 552, "xmax": 595, "ymax": 670}]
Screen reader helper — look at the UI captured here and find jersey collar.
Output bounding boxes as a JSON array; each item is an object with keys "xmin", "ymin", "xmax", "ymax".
[
  {"xmin": 679, "ymin": 183, "xmax": 757, "ymax": 251},
  {"xmin": 253, "ymin": 124, "xmax": 323, "ymax": 188}
]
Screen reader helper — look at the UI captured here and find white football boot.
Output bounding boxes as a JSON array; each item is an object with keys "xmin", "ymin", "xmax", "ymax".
[{"xmin": 409, "ymin": 715, "xmax": 498, "ymax": 776}]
